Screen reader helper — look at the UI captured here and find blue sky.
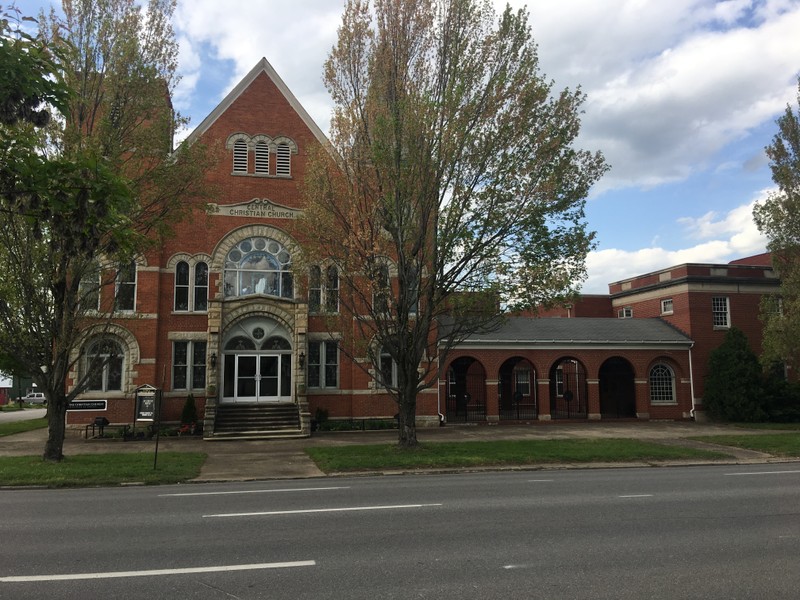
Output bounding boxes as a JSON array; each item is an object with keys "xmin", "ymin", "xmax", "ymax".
[{"xmin": 20, "ymin": 0, "xmax": 799, "ymax": 293}]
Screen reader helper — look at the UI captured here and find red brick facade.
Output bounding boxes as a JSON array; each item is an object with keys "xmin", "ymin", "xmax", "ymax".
[{"xmin": 65, "ymin": 59, "xmax": 777, "ymax": 432}]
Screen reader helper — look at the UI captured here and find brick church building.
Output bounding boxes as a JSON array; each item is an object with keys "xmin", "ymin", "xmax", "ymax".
[{"xmin": 64, "ymin": 59, "xmax": 779, "ymax": 436}]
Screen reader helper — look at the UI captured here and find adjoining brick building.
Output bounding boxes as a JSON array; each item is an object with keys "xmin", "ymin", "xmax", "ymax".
[{"xmin": 64, "ymin": 59, "xmax": 778, "ymax": 435}]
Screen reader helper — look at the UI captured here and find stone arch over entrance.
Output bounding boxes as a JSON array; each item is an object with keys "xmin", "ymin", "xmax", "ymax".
[
  {"xmin": 599, "ymin": 357, "xmax": 636, "ymax": 418},
  {"xmin": 220, "ymin": 316, "xmax": 294, "ymax": 404},
  {"xmin": 445, "ymin": 356, "xmax": 487, "ymax": 423},
  {"xmin": 498, "ymin": 357, "xmax": 537, "ymax": 420},
  {"xmin": 549, "ymin": 357, "xmax": 588, "ymax": 419}
]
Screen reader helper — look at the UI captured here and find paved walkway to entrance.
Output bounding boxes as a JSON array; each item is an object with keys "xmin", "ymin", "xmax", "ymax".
[{"xmin": 2, "ymin": 417, "xmax": 796, "ymax": 482}]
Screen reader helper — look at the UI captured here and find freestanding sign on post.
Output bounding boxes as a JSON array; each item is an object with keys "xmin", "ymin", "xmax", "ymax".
[
  {"xmin": 135, "ymin": 386, "xmax": 157, "ymax": 421},
  {"xmin": 134, "ymin": 385, "xmax": 160, "ymax": 469}
]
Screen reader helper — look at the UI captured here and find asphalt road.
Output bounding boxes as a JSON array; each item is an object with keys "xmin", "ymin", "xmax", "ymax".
[
  {"xmin": 1, "ymin": 464, "xmax": 799, "ymax": 599},
  {"xmin": 0, "ymin": 408, "xmax": 46, "ymax": 423}
]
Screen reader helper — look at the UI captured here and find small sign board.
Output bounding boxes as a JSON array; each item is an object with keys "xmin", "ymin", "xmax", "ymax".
[
  {"xmin": 68, "ymin": 400, "xmax": 108, "ymax": 411},
  {"xmin": 135, "ymin": 385, "xmax": 158, "ymax": 422}
]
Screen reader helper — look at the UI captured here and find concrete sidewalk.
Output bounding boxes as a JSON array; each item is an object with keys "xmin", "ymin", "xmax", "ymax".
[{"xmin": 2, "ymin": 420, "xmax": 796, "ymax": 483}]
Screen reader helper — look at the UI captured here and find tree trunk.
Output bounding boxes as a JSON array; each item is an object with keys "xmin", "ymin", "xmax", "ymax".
[
  {"xmin": 43, "ymin": 398, "xmax": 67, "ymax": 462},
  {"xmin": 396, "ymin": 392, "xmax": 418, "ymax": 448}
]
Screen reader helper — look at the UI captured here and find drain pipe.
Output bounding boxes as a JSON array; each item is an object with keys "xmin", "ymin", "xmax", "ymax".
[
  {"xmin": 437, "ymin": 379, "xmax": 445, "ymax": 426},
  {"xmin": 436, "ymin": 352, "xmax": 445, "ymax": 426},
  {"xmin": 688, "ymin": 343, "xmax": 697, "ymax": 420}
]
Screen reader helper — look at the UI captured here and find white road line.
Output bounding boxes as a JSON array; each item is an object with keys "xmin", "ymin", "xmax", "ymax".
[
  {"xmin": 159, "ymin": 486, "xmax": 350, "ymax": 497},
  {"xmin": 725, "ymin": 470, "xmax": 800, "ymax": 476},
  {"xmin": 528, "ymin": 479, "xmax": 554, "ymax": 482},
  {"xmin": 203, "ymin": 503, "xmax": 443, "ymax": 518},
  {"xmin": 619, "ymin": 494, "xmax": 654, "ymax": 498},
  {"xmin": 0, "ymin": 561, "xmax": 316, "ymax": 583}
]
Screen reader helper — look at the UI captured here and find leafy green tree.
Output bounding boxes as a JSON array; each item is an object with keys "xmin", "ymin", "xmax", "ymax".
[
  {"xmin": 299, "ymin": 0, "xmax": 607, "ymax": 447},
  {"xmin": 704, "ymin": 327, "xmax": 767, "ymax": 422},
  {"xmin": 754, "ymin": 77, "xmax": 800, "ymax": 370},
  {"xmin": 0, "ymin": 1, "xmax": 210, "ymax": 461}
]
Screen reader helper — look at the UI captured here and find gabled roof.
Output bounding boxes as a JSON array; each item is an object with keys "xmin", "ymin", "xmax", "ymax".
[
  {"xmin": 184, "ymin": 57, "xmax": 330, "ymax": 149},
  {"xmin": 454, "ymin": 317, "xmax": 692, "ymax": 348}
]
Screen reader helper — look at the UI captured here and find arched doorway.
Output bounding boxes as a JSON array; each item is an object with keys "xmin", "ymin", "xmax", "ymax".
[
  {"xmin": 445, "ymin": 357, "xmax": 487, "ymax": 423},
  {"xmin": 221, "ymin": 317, "xmax": 293, "ymax": 404},
  {"xmin": 599, "ymin": 357, "xmax": 636, "ymax": 418},
  {"xmin": 499, "ymin": 357, "xmax": 537, "ymax": 420},
  {"xmin": 550, "ymin": 358, "xmax": 588, "ymax": 419}
]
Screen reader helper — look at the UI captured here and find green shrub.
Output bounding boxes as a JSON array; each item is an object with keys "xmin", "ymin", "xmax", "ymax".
[
  {"xmin": 180, "ymin": 394, "xmax": 198, "ymax": 425},
  {"xmin": 704, "ymin": 328, "xmax": 767, "ymax": 422},
  {"xmin": 764, "ymin": 377, "xmax": 800, "ymax": 422}
]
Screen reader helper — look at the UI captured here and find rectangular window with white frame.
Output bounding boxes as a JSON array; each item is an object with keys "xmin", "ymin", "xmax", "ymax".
[
  {"xmin": 173, "ymin": 341, "xmax": 207, "ymax": 390},
  {"xmin": 555, "ymin": 366, "xmax": 564, "ymax": 397},
  {"xmin": 515, "ymin": 369, "xmax": 531, "ymax": 396},
  {"xmin": 661, "ymin": 298, "xmax": 673, "ymax": 315},
  {"xmin": 712, "ymin": 296, "xmax": 730, "ymax": 328},
  {"xmin": 307, "ymin": 340, "xmax": 338, "ymax": 388}
]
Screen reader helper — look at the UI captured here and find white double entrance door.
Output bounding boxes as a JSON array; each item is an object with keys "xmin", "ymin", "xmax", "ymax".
[{"xmin": 223, "ymin": 353, "xmax": 292, "ymax": 404}]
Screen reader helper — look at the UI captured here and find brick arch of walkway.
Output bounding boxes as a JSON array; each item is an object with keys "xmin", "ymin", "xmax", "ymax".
[{"xmin": 441, "ymin": 350, "xmax": 692, "ymax": 422}]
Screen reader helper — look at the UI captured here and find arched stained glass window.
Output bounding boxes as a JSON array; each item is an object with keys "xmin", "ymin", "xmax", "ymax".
[
  {"xmin": 224, "ymin": 237, "xmax": 293, "ymax": 299},
  {"xmin": 194, "ymin": 262, "xmax": 208, "ymax": 311},
  {"xmin": 174, "ymin": 261, "xmax": 190, "ymax": 311},
  {"xmin": 225, "ymin": 336, "xmax": 256, "ymax": 351},
  {"xmin": 86, "ymin": 339, "xmax": 124, "ymax": 392}
]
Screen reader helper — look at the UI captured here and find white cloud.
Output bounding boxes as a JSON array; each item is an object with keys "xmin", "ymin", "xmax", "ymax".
[
  {"xmin": 173, "ymin": 1, "xmax": 341, "ymax": 132},
  {"xmin": 172, "ymin": 1, "xmax": 800, "ymax": 193},
  {"xmin": 582, "ymin": 191, "xmax": 770, "ymax": 293},
  {"xmin": 522, "ymin": 0, "xmax": 800, "ymax": 192}
]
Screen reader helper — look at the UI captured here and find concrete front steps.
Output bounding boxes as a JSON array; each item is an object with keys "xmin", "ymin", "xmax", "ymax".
[{"xmin": 209, "ymin": 403, "xmax": 307, "ymax": 440}]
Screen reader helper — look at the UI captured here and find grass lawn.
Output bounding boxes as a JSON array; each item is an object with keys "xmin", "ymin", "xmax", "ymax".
[
  {"xmin": 306, "ymin": 438, "xmax": 727, "ymax": 472},
  {"xmin": 691, "ymin": 433, "xmax": 800, "ymax": 457},
  {"xmin": 0, "ymin": 418, "xmax": 48, "ymax": 437},
  {"xmin": 733, "ymin": 423, "xmax": 800, "ymax": 431},
  {"xmin": 0, "ymin": 452, "xmax": 206, "ymax": 487},
  {"xmin": 0, "ymin": 403, "xmax": 36, "ymax": 412}
]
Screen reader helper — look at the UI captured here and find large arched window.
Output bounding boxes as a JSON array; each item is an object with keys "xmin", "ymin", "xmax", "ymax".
[
  {"xmin": 649, "ymin": 363, "xmax": 676, "ymax": 404},
  {"xmin": 86, "ymin": 339, "xmax": 124, "ymax": 392},
  {"xmin": 223, "ymin": 237, "xmax": 293, "ymax": 299}
]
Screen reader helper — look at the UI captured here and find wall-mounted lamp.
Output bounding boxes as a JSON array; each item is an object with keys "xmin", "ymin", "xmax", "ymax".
[
  {"xmin": 299, "ymin": 351, "xmax": 305, "ymax": 368},
  {"xmin": 210, "ymin": 353, "xmax": 217, "ymax": 368}
]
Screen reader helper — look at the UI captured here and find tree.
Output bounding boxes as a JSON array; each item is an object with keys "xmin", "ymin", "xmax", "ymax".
[
  {"xmin": 754, "ymin": 77, "xmax": 800, "ymax": 371},
  {"xmin": 0, "ymin": 1, "xmax": 210, "ymax": 461},
  {"xmin": 299, "ymin": 0, "xmax": 607, "ymax": 447},
  {"xmin": 703, "ymin": 328, "xmax": 767, "ymax": 422}
]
